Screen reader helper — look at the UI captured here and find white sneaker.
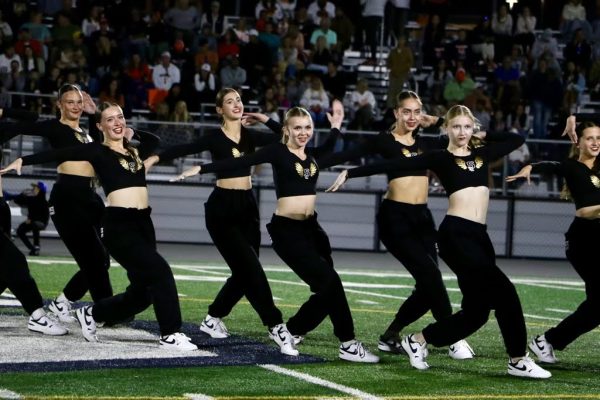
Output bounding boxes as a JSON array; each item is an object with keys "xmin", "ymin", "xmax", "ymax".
[
  {"xmin": 448, "ymin": 339, "xmax": 475, "ymax": 360},
  {"xmin": 401, "ymin": 334, "xmax": 429, "ymax": 370},
  {"xmin": 28, "ymin": 314, "xmax": 69, "ymax": 336},
  {"xmin": 293, "ymin": 335, "xmax": 304, "ymax": 346},
  {"xmin": 48, "ymin": 298, "xmax": 76, "ymax": 323},
  {"xmin": 529, "ymin": 335, "xmax": 558, "ymax": 364},
  {"xmin": 200, "ymin": 314, "xmax": 229, "ymax": 338},
  {"xmin": 508, "ymin": 354, "xmax": 552, "ymax": 379},
  {"xmin": 269, "ymin": 323, "xmax": 299, "ymax": 356},
  {"xmin": 378, "ymin": 335, "xmax": 405, "ymax": 354},
  {"xmin": 339, "ymin": 340, "xmax": 380, "ymax": 363},
  {"xmin": 75, "ymin": 306, "xmax": 98, "ymax": 342},
  {"xmin": 159, "ymin": 332, "xmax": 198, "ymax": 351}
]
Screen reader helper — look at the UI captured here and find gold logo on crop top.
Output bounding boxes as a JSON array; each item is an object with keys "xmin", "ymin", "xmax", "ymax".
[
  {"xmin": 118, "ymin": 147, "xmax": 143, "ymax": 173},
  {"xmin": 74, "ymin": 130, "xmax": 91, "ymax": 144},
  {"xmin": 295, "ymin": 162, "xmax": 317, "ymax": 179},
  {"xmin": 455, "ymin": 156, "xmax": 483, "ymax": 172},
  {"xmin": 402, "ymin": 148, "xmax": 419, "ymax": 157},
  {"xmin": 591, "ymin": 175, "xmax": 600, "ymax": 188},
  {"xmin": 232, "ymin": 148, "xmax": 243, "ymax": 158}
]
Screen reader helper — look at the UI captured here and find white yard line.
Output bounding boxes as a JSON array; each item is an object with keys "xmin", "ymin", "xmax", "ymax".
[
  {"xmin": 184, "ymin": 393, "xmax": 214, "ymax": 400},
  {"xmin": 259, "ymin": 364, "xmax": 382, "ymax": 400},
  {"xmin": 546, "ymin": 308, "xmax": 572, "ymax": 313},
  {"xmin": 0, "ymin": 388, "xmax": 20, "ymax": 399},
  {"xmin": 516, "ymin": 282, "xmax": 584, "ymax": 291},
  {"xmin": 524, "ymin": 313, "xmax": 564, "ymax": 322}
]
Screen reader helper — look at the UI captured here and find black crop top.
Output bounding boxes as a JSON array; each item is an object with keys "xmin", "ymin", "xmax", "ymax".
[
  {"xmin": 158, "ymin": 119, "xmax": 282, "ymax": 179},
  {"xmin": 21, "ymin": 130, "xmax": 159, "ymax": 197},
  {"xmin": 0, "ymin": 116, "xmax": 101, "ymax": 149},
  {"xmin": 347, "ymin": 132, "xmax": 524, "ymax": 195},
  {"xmin": 532, "ymin": 159, "xmax": 600, "ymax": 210},
  {"xmin": 323, "ymin": 131, "xmax": 446, "ymax": 181},
  {"xmin": 200, "ymin": 129, "xmax": 340, "ymax": 198}
]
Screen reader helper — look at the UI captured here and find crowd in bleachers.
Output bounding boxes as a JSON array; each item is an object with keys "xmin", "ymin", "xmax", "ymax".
[{"xmin": 0, "ymin": 1, "xmax": 598, "ymax": 169}]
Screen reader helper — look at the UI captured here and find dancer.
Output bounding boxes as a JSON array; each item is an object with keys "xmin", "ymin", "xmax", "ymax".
[
  {"xmin": 327, "ymin": 105, "xmax": 550, "ymax": 377},
  {"xmin": 1, "ymin": 103, "xmax": 196, "ymax": 350},
  {"xmin": 0, "ymin": 108, "xmax": 67, "ymax": 336},
  {"xmin": 173, "ymin": 103, "xmax": 379, "ymax": 362},
  {"xmin": 321, "ymin": 90, "xmax": 474, "ymax": 359},
  {"xmin": 507, "ymin": 120, "xmax": 600, "ymax": 364},
  {"xmin": 144, "ymin": 88, "xmax": 297, "ymax": 356},
  {"xmin": 0, "ymin": 84, "xmax": 111, "ymax": 323}
]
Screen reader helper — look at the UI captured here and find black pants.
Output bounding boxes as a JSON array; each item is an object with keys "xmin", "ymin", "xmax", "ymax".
[
  {"xmin": 0, "ymin": 231, "xmax": 43, "ymax": 314},
  {"xmin": 377, "ymin": 200, "xmax": 452, "ymax": 333},
  {"xmin": 0, "ymin": 198, "xmax": 10, "ymax": 235},
  {"xmin": 49, "ymin": 174, "xmax": 112, "ymax": 302},
  {"xmin": 16, "ymin": 220, "xmax": 45, "ymax": 250},
  {"xmin": 267, "ymin": 214, "xmax": 355, "ymax": 342},
  {"xmin": 205, "ymin": 187, "xmax": 282, "ymax": 327},
  {"xmin": 545, "ymin": 217, "xmax": 600, "ymax": 350},
  {"xmin": 363, "ymin": 15, "xmax": 383, "ymax": 60},
  {"xmin": 422, "ymin": 215, "xmax": 527, "ymax": 358},
  {"xmin": 93, "ymin": 207, "xmax": 182, "ymax": 336}
]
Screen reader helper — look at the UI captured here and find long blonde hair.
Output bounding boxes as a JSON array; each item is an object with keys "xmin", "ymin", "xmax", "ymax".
[
  {"xmin": 442, "ymin": 105, "xmax": 484, "ymax": 149},
  {"xmin": 281, "ymin": 106, "xmax": 312, "ymax": 144}
]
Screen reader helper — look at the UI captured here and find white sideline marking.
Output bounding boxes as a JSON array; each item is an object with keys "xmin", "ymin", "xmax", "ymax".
[
  {"xmin": 357, "ymin": 300, "xmax": 380, "ymax": 305},
  {"xmin": 516, "ymin": 282, "xmax": 584, "ymax": 291},
  {"xmin": 0, "ymin": 292, "xmax": 16, "ymax": 298},
  {"xmin": 546, "ymin": 308, "xmax": 572, "ymax": 313},
  {"xmin": 524, "ymin": 313, "xmax": 564, "ymax": 322},
  {"xmin": 184, "ymin": 393, "xmax": 214, "ymax": 400},
  {"xmin": 259, "ymin": 364, "xmax": 382, "ymax": 400},
  {"xmin": 0, "ymin": 388, "xmax": 20, "ymax": 399}
]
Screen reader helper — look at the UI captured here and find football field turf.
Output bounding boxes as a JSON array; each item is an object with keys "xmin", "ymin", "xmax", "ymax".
[{"xmin": 1, "ymin": 254, "xmax": 599, "ymax": 399}]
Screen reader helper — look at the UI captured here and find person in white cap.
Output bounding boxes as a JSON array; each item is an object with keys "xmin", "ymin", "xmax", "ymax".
[{"xmin": 152, "ymin": 51, "xmax": 181, "ymax": 91}]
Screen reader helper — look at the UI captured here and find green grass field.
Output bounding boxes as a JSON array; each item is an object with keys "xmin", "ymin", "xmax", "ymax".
[{"xmin": 1, "ymin": 255, "xmax": 599, "ymax": 400}]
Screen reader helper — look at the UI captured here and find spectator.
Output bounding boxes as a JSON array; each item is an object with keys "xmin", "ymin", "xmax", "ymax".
[
  {"xmin": 81, "ymin": 5, "xmax": 102, "ymax": 38},
  {"xmin": 309, "ymin": 15, "xmax": 338, "ymax": 51},
  {"xmin": 386, "ymin": 0, "xmax": 410, "ymax": 45},
  {"xmin": 277, "ymin": 0, "xmax": 297, "ymax": 19},
  {"xmin": 445, "ymin": 29, "xmax": 473, "ymax": 70},
  {"xmin": 220, "ymin": 55, "xmax": 246, "ymax": 89},
  {"xmin": 1, "ymin": 59, "xmax": 26, "ymax": 94},
  {"xmin": 299, "ymin": 74, "xmax": 330, "ymax": 126},
  {"xmin": 21, "ymin": 45, "xmax": 45, "ymax": 75},
  {"xmin": 4, "ymin": 181, "xmax": 49, "ymax": 256},
  {"xmin": 469, "ymin": 15, "xmax": 495, "ymax": 67},
  {"xmin": 0, "ymin": 45, "xmax": 22, "ymax": 73},
  {"xmin": 563, "ymin": 28, "xmax": 592, "ymax": 71},
  {"xmin": 20, "ymin": 10, "xmax": 51, "ymax": 60},
  {"xmin": 258, "ymin": 21, "xmax": 282, "ymax": 66},
  {"xmin": 491, "ymin": 3, "xmax": 513, "ymax": 61},
  {"xmin": 278, "ymin": 34, "xmax": 299, "ymax": 79},
  {"xmin": 307, "ymin": 35, "xmax": 334, "ymax": 73},
  {"xmin": 239, "ymin": 29, "xmax": 272, "ymax": 88},
  {"xmin": 307, "ymin": 0, "xmax": 335, "ymax": 25},
  {"xmin": 527, "ymin": 59, "xmax": 563, "ymax": 142},
  {"xmin": 322, "ymin": 61, "xmax": 346, "ymax": 101},
  {"xmin": 217, "ymin": 28, "xmax": 240, "ymax": 62},
  {"xmin": 426, "ymin": 58, "xmax": 453, "ymax": 106},
  {"xmin": 201, "ymin": 1, "xmax": 225, "ymax": 38},
  {"xmin": 99, "ymin": 78, "xmax": 126, "ymax": 108},
  {"xmin": 194, "ymin": 62, "xmax": 217, "ymax": 105},
  {"xmin": 50, "ymin": 11, "xmax": 79, "ymax": 62},
  {"xmin": 152, "ymin": 51, "xmax": 181, "ymax": 91},
  {"xmin": 330, "ymin": 6, "xmax": 353, "ymax": 53},
  {"xmin": 443, "ymin": 67, "xmax": 476, "ymax": 106},
  {"xmin": 195, "ymin": 37, "xmax": 219, "ymax": 74},
  {"xmin": 562, "ymin": 61, "xmax": 586, "ymax": 113},
  {"xmin": 147, "ymin": 10, "xmax": 170, "ymax": 62},
  {"xmin": 256, "ymin": 0, "xmax": 284, "ymax": 22},
  {"xmin": 494, "ymin": 55, "xmax": 522, "ymax": 116},
  {"xmin": 360, "ymin": 0, "xmax": 386, "ymax": 65},
  {"xmin": 15, "ymin": 28, "xmax": 43, "ymax": 59},
  {"xmin": 561, "ymin": 0, "xmax": 592, "ymax": 41},
  {"xmin": 386, "ymin": 35, "xmax": 414, "ymax": 109},
  {"xmin": 422, "ymin": 13, "xmax": 446, "ymax": 67},
  {"xmin": 164, "ymin": 0, "xmax": 201, "ymax": 47},
  {"xmin": 158, "ymin": 99, "xmax": 195, "ymax": 148},
  {"xmin": 348, "ymin": 78, "xmax": 377, "ymax": 130},
  {"xmin": 0, "ymin": 10, "xmax": 13, "ymax": 43},
  {"xmin": 514, "ymin": 5, "xmax": 536, "ymax": 55},
  {"xmin": 531, "ymin": 28, "xmax": 561, "ymax": 72},
  {"xmin": 233, "ymin": 17, "xmax": 251, "ymax": 44}
]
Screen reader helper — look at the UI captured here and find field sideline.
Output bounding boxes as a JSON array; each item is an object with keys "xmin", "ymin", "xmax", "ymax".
[{"xmin": 0, "ymin": 241, "xmax": 599, "ymax": 399}]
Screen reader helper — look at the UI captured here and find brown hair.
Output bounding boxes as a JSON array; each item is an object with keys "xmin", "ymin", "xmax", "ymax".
[
  {"xmin": 215, "ymin": 87, "xmax": 240, "ymax": 126},
  {"xmin": 390, "ymin": 90, "xmax": 422, "ymax": 134},
  {"xmin": 561, "ymin": 121, "xmax": 600, "ymax": 200}
]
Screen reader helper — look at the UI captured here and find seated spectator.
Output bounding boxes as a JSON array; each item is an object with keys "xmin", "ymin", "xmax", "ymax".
[
  {"xmin": 233, "ymin": 17, "xmax": 251, "ymax": 44},
  {"xmin": 277, "ymin": 0, "xmax": 297, "ymax": 19},
  {"xmin": 217, "ymin": 28, "xmax": 240, "ymax": 62},
  {"xmin": 278, "ymin": 34, "xmax": 299, "ymax": 79},
  {"xmin": 258, "ymin": 21, "xmax": 282, "ymax": 66},
  {"xmin": 299, "ymin": 74, "xmax": 330, "ymax": 126},
  {"xmin": 307, "ymin": 35, "xmax": 334, "ymax": 73},
  {"xmin": 256, "ymin": 0, "xmax": 284, "ymax": 22},
  {"xmin": 194, "ymin": 62, "xmax": 217, "ymax": 105},
  {"xmin": 561, "ymin": 0, "xmax": 592, "ymax": 41},
  {"xmin": 562, "ymin": 60, "xmax": 586, "ymax": 113},
  {"xmin": 469, "ymin": 15, "xmax": 495, "ymax": 66},
  {"xmin": 347, "ymin": 78, "xmax": 377, "ymax": 130},
  {"xmin": 0, "ymin": 45, "xmax": 22, "ymax": 74},
  {"xmin": 563, "ymin": 28, "xmax": 592, "ymax": 71},
  {"xmin": 99, "ymin": 78, "xmax": 125, "ymax": 108},
  {"xmin": 491, "ymin": 3, "xmax": 513, "ymax": 61},
  {"xmin": 330, "ymin": 6, "xmax": 353, "ymax": 53},
  {"xmin": 152, "ymin": 51, "xmax": 181, "ymax": 91},
  {"xmin": 20, "ymin": 10, "xmax": 51, "ymax": 61},
  {"xmin": 443, "ymin": 67, "xmax": 476, "ymax": 106},
  {"xmin": 81, "ymin": 5, "xmax": 102, "ymax": 38},
  {"xmin": 426, "ymin": 58, "xmax": 453, "ymax": 106},
  {"xmin": 514, "ymin": 5, "xmax": 536, "ymax": 55},
  {"xmin": 21, "ymin": 45, "xmax": 44, "ymax": 75},
  {"xmin": 309, "ymin": 15, "xmax": 337, "ymax": 51},
  {"xmin": 201, "ymin": 1, "xmax": 225, "ymax": 38},
  {"xmin": 321, "ymin": 61, "xmax": 346, "ymax": 101},
  {"xmin": 422, "ymin": 13, "xmax": 446, "ymax": 67},
  {"xmin": 162, "ymin": 99, "xmax": 195, "ymax": 146},
  {"xmin": 14, "ymin": 28, "xmax": 42, "ymax": 59},
  {"xmin": 220, "ymin": 55, "xmax": 246, "ymax": 89},
  {"xmin": 195, "ymin": 37, "xmax": 219, "ymax": 74}
]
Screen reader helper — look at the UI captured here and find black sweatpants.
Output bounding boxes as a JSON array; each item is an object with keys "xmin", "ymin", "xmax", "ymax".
[
  {"xmin": 422, "ymin": 215, "xmax": 527, "ymax": 358},
  {"xmin": 0, "ymin": 198, "xmax": 10, "ymax": 235},
  {"xmin": 377, "ymin": 200, "xmax": 452, "ymax": 333},
  {"xmin": 49, "ymin": 174, "xmax": 112, "ymax": 302},
  {"xmin": 0, "ymin": 231, "xmax": 44, "ymax": 314},
  {"xmin": 16, "ymin": 220, "xmax": 45, "ymax": 250},
  {"xmin": 204, "ymin": 187, "xmax": 282, "ymax": 327},
  {"xmin": 93, "ymin": 207, "xmax": 182, "ymax": 336},
  {"xmin": 266, "ymin": 214, "xmax": 355, "ymax": 342},
  {"xmin": 545, "ymin": 217, "xmax": 600, "ymax": 350}
]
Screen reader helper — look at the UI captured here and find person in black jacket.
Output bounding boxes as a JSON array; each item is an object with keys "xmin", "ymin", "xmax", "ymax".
[
  {"xmin": 2, "ymin": 103, "xmax": 196, "ymax": 351},
  {"xmin": 4, "ymin": 181, "xmax": 49, "ymax": 255}
]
